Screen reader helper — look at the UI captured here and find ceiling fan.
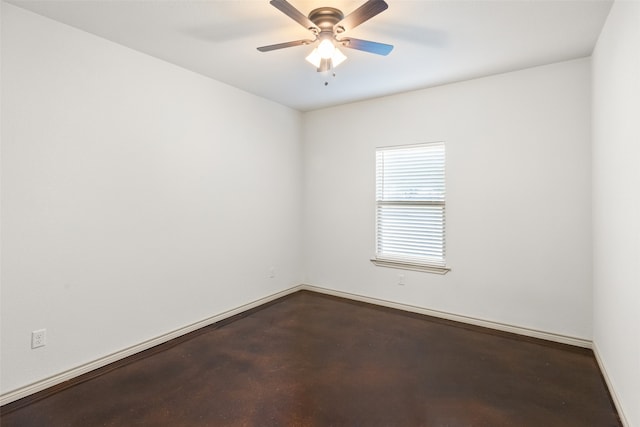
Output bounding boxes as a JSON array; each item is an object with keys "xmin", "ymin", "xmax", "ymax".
[{"xmin": 257, "ymin": 0, "xmax": 393, "ymax": 72}]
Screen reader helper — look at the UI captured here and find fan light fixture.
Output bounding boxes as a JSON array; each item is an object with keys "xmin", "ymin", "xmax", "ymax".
[
  {"xmin": 257, "ymin": 1, "xmax": 394, "ymax": 74},
  {"xmin": 305, "ymin": 40, "xmax": 347, "ymax": 70}
]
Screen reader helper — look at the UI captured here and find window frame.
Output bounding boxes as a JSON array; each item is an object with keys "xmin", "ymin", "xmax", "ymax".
[{"xmin": 371, "ymin": 142, "xmax": 450, "ymax": 274}]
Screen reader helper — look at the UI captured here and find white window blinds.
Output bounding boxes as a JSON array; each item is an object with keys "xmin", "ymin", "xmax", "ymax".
[{"xmin": 375, "ymin": 143, "xmax": 447, "ymax": 270}]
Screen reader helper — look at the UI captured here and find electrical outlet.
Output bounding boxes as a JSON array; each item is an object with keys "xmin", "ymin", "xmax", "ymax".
[
  {"xmin": 32, "ymin": 329, "xmax": 46, "ymax": 349},
  {"xmin": 398, "ymin": 274, "xmax": 405, "ymax": 286}
]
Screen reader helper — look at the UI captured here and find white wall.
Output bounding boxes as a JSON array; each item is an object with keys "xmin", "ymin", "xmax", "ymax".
[
  {"xmin": 592, "ymin": 1, "xmax": 640, "ymax": 425},
  {"xmin": 0, "ymin": 3, "xmax": 302, "ymax": 394},
  {"xmin": 303, "ymin": 59, "xmax": 593, "ymax": 340}
]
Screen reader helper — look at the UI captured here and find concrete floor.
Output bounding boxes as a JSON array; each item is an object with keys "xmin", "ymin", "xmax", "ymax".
[{"xmin": 0, "ymin": 290, "xmax": 621, "ymax": 426}]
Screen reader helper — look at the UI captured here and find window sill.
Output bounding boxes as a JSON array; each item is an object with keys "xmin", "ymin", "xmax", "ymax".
[{"xmin": 370, "ymin": 258, "xmax": 451, "ymax": 275}]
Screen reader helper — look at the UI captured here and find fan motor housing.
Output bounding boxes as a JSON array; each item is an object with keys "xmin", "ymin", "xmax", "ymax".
[{"xmin": 308, "ymin": 7, "xmax": 344, "ymax": 30}]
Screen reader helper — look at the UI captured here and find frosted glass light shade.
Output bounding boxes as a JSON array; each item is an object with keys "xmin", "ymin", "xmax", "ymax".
[
  {"xmin": 305, "ymin": 47, "xmax": 347, "ymax": 69},
  {"xmin": 317, "ymin": 39, "xmax": 335, "ymax": 59},
  {"xmin": 305, "ymin": 48, "xmax": 322, "ymax": 68},
  {"xmin": 331, "ymin": 48, "xmax": 347, "ymax": 67}
]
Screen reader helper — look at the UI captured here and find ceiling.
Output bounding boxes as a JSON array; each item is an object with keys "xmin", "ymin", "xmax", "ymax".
[{"xmin": 7, "ymin": 0, "xmax": 613, "ymax": 111}]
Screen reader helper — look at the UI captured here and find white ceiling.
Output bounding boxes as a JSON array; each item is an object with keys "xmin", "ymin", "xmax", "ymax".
[{"xmin": 7, "ymin": 0, "xmax": 612, "ymax": 111}]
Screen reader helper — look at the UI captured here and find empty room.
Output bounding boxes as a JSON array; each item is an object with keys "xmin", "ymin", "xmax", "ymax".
[{"xmin": 1, "ymin": 0, "xmax": 638, "ymax": 425}]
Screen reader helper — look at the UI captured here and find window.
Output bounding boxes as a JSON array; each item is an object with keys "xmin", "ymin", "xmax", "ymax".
[{"xmin": 372, "ymin": 142, "xmax": 449, "ymax": 274}]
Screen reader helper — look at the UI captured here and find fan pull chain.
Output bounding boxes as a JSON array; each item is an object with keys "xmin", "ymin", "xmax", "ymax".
[{"xmin": 324, "ymin": 72, "xmax": 337, "ymax": 86}]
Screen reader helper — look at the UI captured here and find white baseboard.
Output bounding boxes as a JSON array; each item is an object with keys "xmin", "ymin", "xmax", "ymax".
[
  {"xmin": 1, "ymin": 283, "xmax": 593, "ymax": 408},
  {"xmin": 299, "ymin": 284, "xmax": 593, "ymax": 348},
  {"xmin": 0, "ymin": 285, "xmax": 304, "ymax": 407},
  {"xmin": 592, "ymin": 342, "xmax": 629, "ymax": 427}
]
